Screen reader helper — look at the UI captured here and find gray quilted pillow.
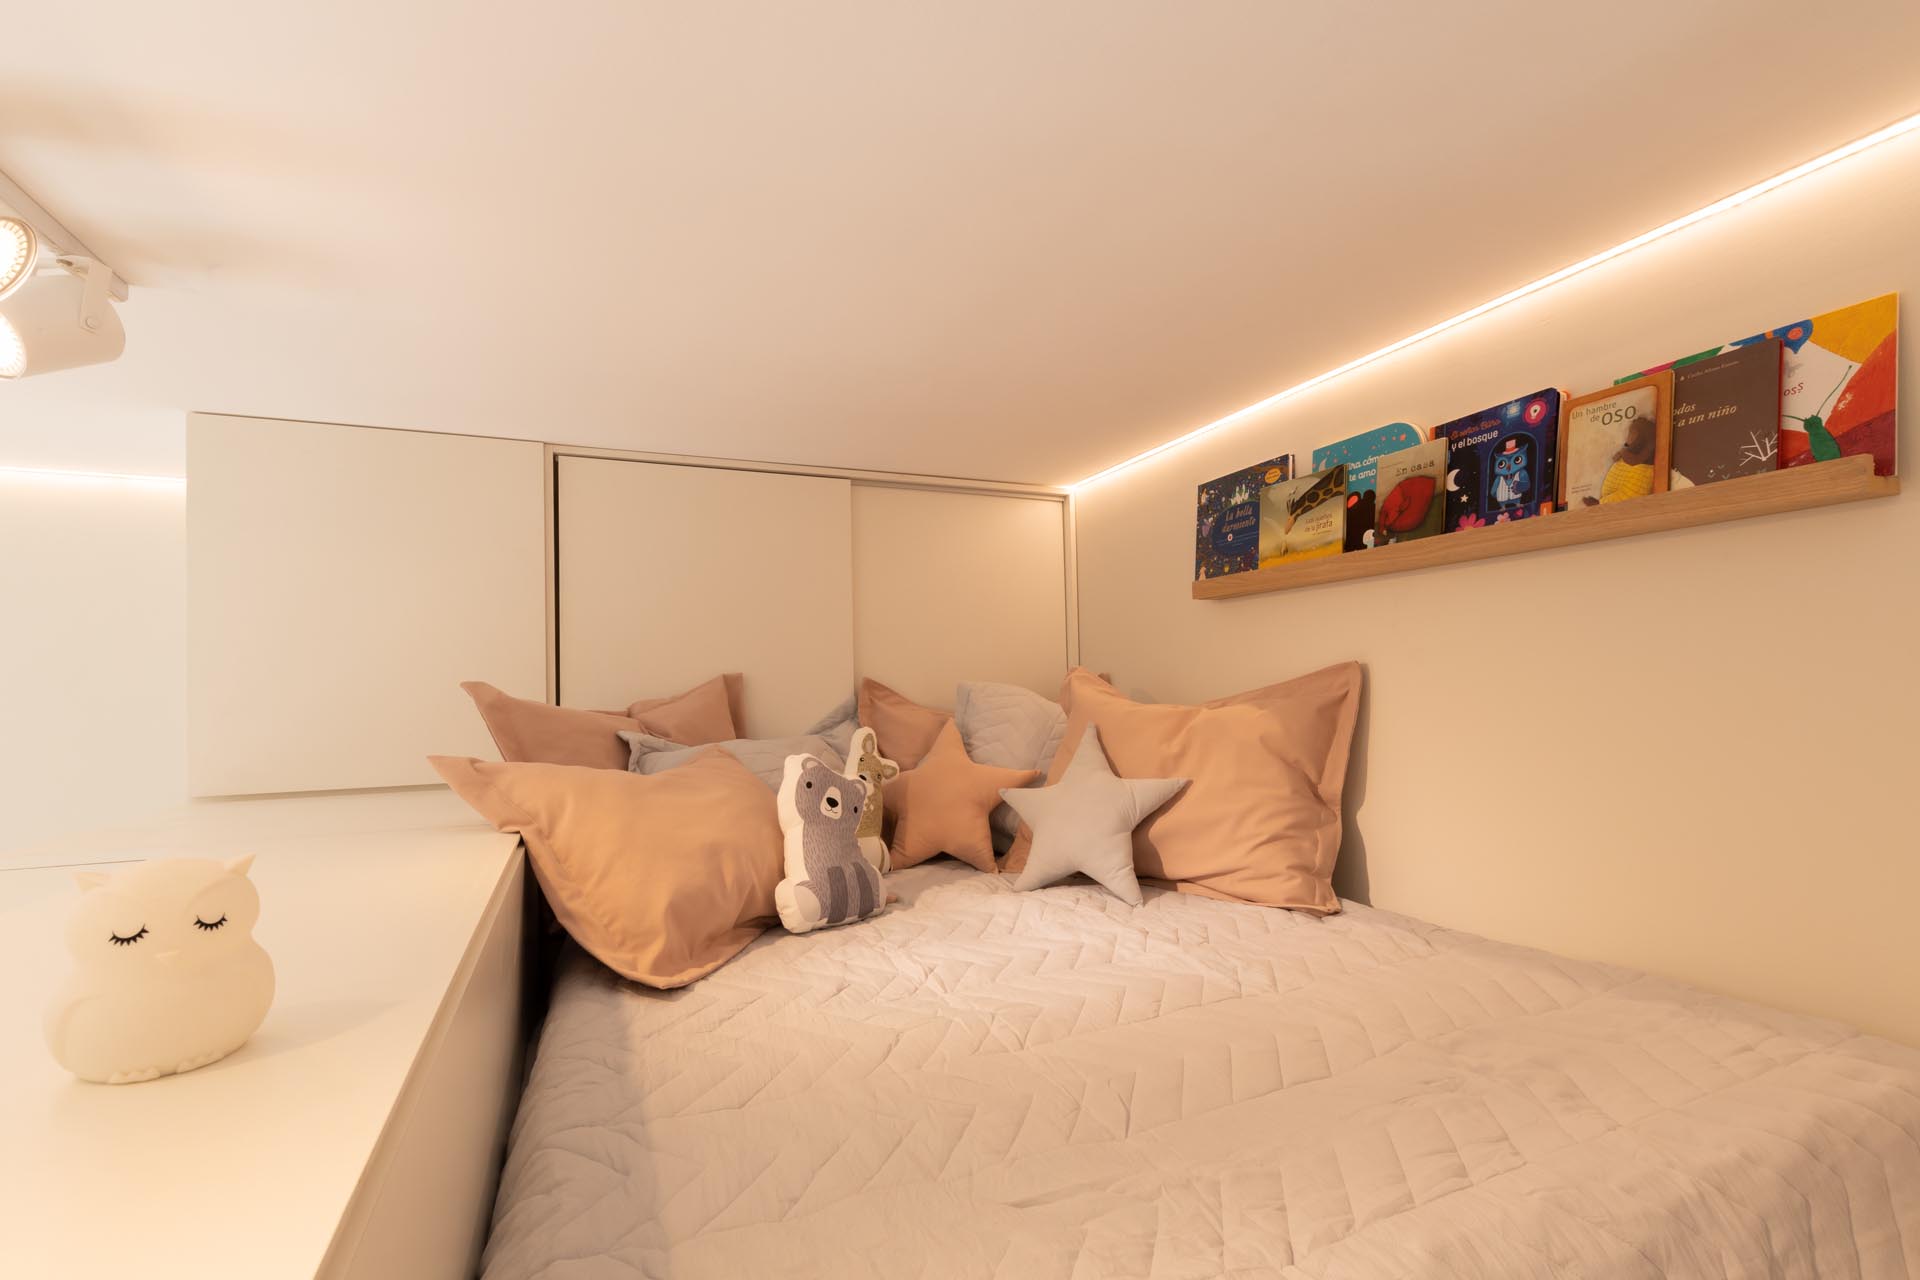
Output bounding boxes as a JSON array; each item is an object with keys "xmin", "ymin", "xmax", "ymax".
[
  {"xmin": 954, "ymin": 680, "xmax": 1067, "ymax": 849},
  {"xmin": 799, "ymin": 690, "xmax": 859, "ymax": 761},
  {"xmin": 620, "ymin": 731, "xmax": 845, "ymax": 790}
]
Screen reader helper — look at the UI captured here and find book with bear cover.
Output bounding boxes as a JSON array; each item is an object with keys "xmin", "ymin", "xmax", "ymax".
[
  {"xmin": 1310, "ymin": 422, "xmax": 1424, "ymax": 552},
  {"xmin": 1194, "ymin": 455, "xmax": 1293, "ymax": 579},
  {"xmin": 1669, "ymin": 339, "xmax": 1782, "ymax": 487},
  {"xmin": 1435, "ymin": 389, "xmax": 1564, "ymax": 530},
  {"xmin": 1559, "ymin": 371, "xmax": 1673, "ymax": 509},
  {"xmin": 1372, "ymin": 438, "xmax": 1448, "ymax": 545},
  {"xmin": 1258, "ymin": 464, "xmax": 1347, "ymax": 566}
]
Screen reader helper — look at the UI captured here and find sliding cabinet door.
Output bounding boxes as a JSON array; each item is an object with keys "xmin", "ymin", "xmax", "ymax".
[
  {"xmin": 556, "ymin": 457, "xmax": 854, "ymax": 737},
  {"xmin": 188, "ymin": 414, "xmax": 547, "ymax": 795},
  {"xmin": 850, "ymin": 486, "xmax": 1070, "ymax": 708}
]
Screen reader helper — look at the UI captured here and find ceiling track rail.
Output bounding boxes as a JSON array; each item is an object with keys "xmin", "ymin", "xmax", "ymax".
[{"xmin": 0, "ymin": 167, "xmax": 129, "ymax": 301}]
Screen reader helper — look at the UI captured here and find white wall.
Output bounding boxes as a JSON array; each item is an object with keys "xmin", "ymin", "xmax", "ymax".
[
  {"xmin": 0, "ymin": 471, "xmax": 186, "ymax": 857},
  {"xmin": 1072, "ymin": 129, "xmax": 1920, "ymax": 1045}
]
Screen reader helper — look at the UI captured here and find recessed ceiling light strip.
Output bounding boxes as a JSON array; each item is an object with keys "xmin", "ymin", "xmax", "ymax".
[
  {"xmin": 1070, "ymin": 108, "xmax": 1920, "ymax": 492},
  {"xmin": 0, "ymin": 465, "xmax": 185, "ymax": 488}
]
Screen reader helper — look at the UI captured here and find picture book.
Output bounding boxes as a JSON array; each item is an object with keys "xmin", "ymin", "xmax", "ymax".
[
  {"xmin": 1194, "ymin": 455, "xmax": 1293, "ymax": 579},
  {"xmin": 1559, "ymin": 371, "xmax": 1672, "ymax": 510},
  {"xmin": 1743, "ymin": 294, "xmax": 1897, "ymax": 475},
  {"xmin": 1435, "ymin": 389, "xmax": 1563, "ymax": 530},
  {"xmin": 1617, "ymin": 293, "xmax": 1896, "ymax": 476},
  {"xmin": 1257, "ymin": 464, "xmax": 1346, "ymax": 567},
  {"xmin": 1372, "ymin": 438, "xmax": 1448, "ymax": 545},
  {"xmin": 1311, "ymin": 422, "xmax": 1423, "ymax": 552},
  {"xmin": 1669, "ymin": 339, "xmax": 1782, "ymax": 487}
]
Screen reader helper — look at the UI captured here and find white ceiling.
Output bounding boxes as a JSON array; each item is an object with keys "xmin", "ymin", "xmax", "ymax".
[{"xmin": 2, "ymin": 1, "xmax": 1917, "ymax": 484}]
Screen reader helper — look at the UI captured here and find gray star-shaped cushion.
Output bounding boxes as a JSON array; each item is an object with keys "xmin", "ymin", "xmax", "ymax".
[{"xmin": 999, "ymin": 723, "xmax": 1187, "ymax": 905}]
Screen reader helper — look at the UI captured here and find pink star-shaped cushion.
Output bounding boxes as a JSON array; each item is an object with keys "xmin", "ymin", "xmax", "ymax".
[{"xmin": 886, "ymin": 721, "xmax": 1037, "ymax": 873}]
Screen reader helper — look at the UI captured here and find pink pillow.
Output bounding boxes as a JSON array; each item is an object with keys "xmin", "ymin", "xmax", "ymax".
[
  {"xmin": 462, "ymin": 675, "xmax": 741, "ymax": 769},
  {"xmin": 431, "ymin": 750, "xmax": 782, "ymax": 987},
  {"xmin": 1004, "ymin": 664, "xmax": 1361, "ymax": 914},
  {"xmin": 856, "ymin": 678, "xmax": 951, "ymax": 770},
  {"xmin": 629, "ymin": 673, "xmax": 745, "ymax": 744}
]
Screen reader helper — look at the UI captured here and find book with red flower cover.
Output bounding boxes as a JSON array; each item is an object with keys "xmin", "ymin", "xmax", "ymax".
[{"xmin": 1372, "ymin": 438, "xmax": 1448, "ymax": 544}]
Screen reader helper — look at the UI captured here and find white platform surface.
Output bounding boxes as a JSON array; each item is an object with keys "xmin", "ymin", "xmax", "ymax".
[{"xmin": 0, "ymin": 789, "xmax": 520, "ymax": 1279}]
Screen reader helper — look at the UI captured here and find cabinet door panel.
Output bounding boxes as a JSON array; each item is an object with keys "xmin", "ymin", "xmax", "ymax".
[{"xmin": 557, "ymin": 457, "xmax": 853, "ymax": 738}]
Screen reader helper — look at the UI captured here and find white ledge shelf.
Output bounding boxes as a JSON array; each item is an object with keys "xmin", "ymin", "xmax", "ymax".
[{"xmin": 1193, "ymin": 455, "xmax": 1899, "ymax": 600}]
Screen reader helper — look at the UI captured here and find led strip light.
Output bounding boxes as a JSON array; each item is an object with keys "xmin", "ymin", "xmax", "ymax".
[
  {"xmin": 1071, "ymin": 109, "xmax": 1920, "ymax": 492},
  {"xmin": 0, "ymin": 465, "xmax": 185, "ymax": 489}
]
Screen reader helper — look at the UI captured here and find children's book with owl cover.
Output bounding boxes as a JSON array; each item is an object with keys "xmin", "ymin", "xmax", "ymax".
[
  {"xmin": 1372, "ymin": 438, "xmax": 1448, "ymax": 545},
  {"xmin": 1669, "ymin": 339, "xmax": 1782, "ymax": 487},
  {"xmin": 1258, "ymin": 464, "xmax": 1347, "ymax": 566},
  {"xmin": 1194, "ymin": 455, "xmax": 1293, "ymax": 579},
  {"xmin": 1436, "ymin": 389, "xmax": 1563, "ymax": 531},
  {"xmin": 1311, "ymin": 421, "xmax": 1424, "ymax": 552},
  {"xmin": 1616, "ymin": 293, "xmax": 1896, "ymax": 476}
]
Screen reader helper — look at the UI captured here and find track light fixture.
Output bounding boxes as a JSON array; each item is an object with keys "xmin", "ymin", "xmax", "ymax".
[
  {"xmin": 0, "ymin": 216, "xmax": 36, "ymax": 302},
  {"xmin": 0, "ymin": 255, "xmax": 125, "ymax": 380}
]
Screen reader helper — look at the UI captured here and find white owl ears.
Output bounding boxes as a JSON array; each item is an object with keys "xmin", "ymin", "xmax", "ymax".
[
  {"xmin": 224, "ymin": 854, "xmax": 256, "ymax": 877},
  {"xmin": 73, "ymin": 870, "xmax": 110, "ymax": 893}
]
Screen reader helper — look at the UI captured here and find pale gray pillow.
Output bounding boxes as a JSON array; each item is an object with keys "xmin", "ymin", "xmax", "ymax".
[
  {"xmin": 1001, "ymin": 724, "xmax": 1187, "ymax": 906},
  {"xmin": 620, "ymin": 731, "xmax": 844, "ymax": 790},
  {"xmin": 800, "ymin": 690, "xmax": 859, "ymax": 762},
  {"xmin": 954, "ymin": 680, "xmax": 1068, "ymax": 850}
]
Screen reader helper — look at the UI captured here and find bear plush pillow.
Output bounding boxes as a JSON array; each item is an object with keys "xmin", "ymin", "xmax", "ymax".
[{"xmin": 773, "ymin": 754, "xmax": 886, "ymax": 934}]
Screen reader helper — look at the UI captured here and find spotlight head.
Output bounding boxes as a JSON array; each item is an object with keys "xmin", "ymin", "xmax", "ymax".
[
  {"xmin": 0, "ymin": 216, "xmax": 36, "ymax": 302},
  {"xmin": 0, "ymin": 256, "xmax": 124, "ymax": 380}
]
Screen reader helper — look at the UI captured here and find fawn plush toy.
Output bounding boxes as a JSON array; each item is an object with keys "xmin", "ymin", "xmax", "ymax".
[
  {"xmin": 774, "ymin": 754, "xmax": 887, "ymax": 934},
  {"xmin": 843, "ymin": 726, "xmax": 898, "ymax": 874}
]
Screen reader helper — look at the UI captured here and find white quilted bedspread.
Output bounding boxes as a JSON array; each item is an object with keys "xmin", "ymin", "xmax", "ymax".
[{"xmin": 484, "ymin": 865, "xmax": 1920, "ymax": 1279}]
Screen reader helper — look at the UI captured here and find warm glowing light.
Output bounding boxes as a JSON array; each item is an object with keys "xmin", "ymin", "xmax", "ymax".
[
  {"xmin": 0, "ymin": 216, "xmax": 35, "ymax": 302},
  {"xmin": 0, "ymin": 465, "xmax": 185, "ymax": 489},
  {"xmin": 1071, "ymin": 108, "xmax": 1920, "ymax": 492},
  {"xmin": 0, "ymin": 314, "xmax": 23, "ymax": 378}
]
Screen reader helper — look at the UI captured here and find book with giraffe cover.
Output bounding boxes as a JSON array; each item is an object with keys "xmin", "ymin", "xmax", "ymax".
[{"xmin": 1257, "ymin": 465, "xmax": 1347, "ymax": 566}]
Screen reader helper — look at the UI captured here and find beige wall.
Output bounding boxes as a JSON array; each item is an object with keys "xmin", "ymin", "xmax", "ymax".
[{"xmin": 1072, "ymin": 129, "xmax": 1920, "ymax": 1045}]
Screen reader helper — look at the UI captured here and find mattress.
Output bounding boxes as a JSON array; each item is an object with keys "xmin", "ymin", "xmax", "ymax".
[{"xmin": 484, "ymin": 864, "xmax": 1920, "ymax": 1278}]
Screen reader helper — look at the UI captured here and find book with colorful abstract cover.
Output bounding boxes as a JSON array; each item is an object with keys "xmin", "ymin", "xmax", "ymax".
[
  {"xmin": 1435, "ymin": 389, "xmax": 1564, "ymax": 530},
  {"xmin": 1194, "ymin": 455, "xmax": 1293, "ymax": 579},
  {"xmin": 1372, "ymin": 438, "xmax": 1448, "ymax": 545},
  {"xmin": 1617, "ymin": 293, "xmax": 1896, "ymax": 476},
  {"xmin": 1310, "ymin": 421, "xmax": 1424, "ymax": 551}
]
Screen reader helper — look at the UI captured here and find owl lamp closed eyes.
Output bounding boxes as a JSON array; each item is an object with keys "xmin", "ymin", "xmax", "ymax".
[{"xmin": 44, "ymin": 856, "xmax": 275, "ymax": 1085}]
